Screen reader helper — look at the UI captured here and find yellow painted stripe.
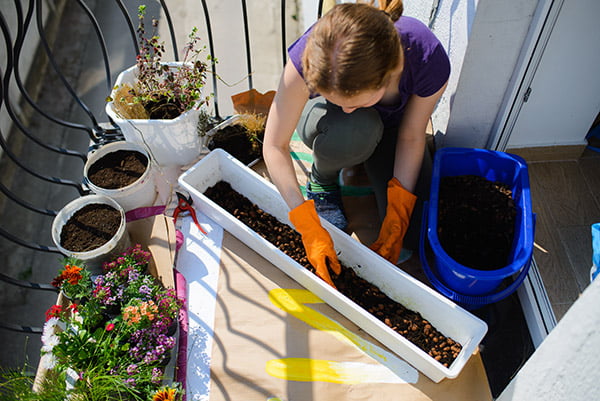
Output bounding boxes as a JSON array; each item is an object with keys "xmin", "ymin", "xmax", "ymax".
[
  {"xmin": 266, "ymin": 358, "xmax": 412, "ymax": 384},
  {"xmin": 267, "ymin": 289, "xmax": 418, "ymax": 384}
]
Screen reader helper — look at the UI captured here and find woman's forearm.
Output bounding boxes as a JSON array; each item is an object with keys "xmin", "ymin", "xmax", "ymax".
[
  {"xmin": 263, "ymin": 62, "xmax": 310, "ymax": 210},
  {"xmin": 393, "ymin": 82, "xmax": 448, "ymax": 192}
]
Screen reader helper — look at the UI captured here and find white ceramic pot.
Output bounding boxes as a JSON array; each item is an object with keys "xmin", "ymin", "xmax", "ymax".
[
  {"xmin": 52, "ymin": 195, "xmax": 131, "ymax": 275},
  {"xmin": 84, "ymin": 141, "xmax": 157, "ymax": 212},
  {"xmin": 105, "ymin": 63, "xmax": 205, "ymax": 167}
]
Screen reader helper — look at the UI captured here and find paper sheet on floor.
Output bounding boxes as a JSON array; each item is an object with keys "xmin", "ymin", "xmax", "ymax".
[
  {"xmin": 175, "ymin": 214, "xmax": 492, "ymax": 401},
  {"xmin": 175, "ymin": 215, "xmax": 223, "ymax": 401}
]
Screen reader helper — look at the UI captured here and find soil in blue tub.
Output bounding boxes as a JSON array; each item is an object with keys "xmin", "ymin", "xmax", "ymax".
[{"xmin": 438, "ymin": 175, "xmax": 516, "ymax": 270}]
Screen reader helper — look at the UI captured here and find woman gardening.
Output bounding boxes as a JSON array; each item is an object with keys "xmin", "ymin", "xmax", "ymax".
[{"xmin": 262, "ymin": 1, "xmax": 450, "ymax": 287}]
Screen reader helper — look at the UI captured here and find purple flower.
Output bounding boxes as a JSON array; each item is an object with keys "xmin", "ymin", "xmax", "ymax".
[
  {"xmin": 128, "ymin": 325, "xmax": 176, "ymax": 363},
  {"xmin": 151, "ymin": 367, "xmax": 163, "ymax": 384},
  {"xmin": 139, "ymin": 285, "xmax": 152, "ymax": 296},
  {"xmin": 126, "ymin": 363, "xmax": 138, "ymax": 375}
]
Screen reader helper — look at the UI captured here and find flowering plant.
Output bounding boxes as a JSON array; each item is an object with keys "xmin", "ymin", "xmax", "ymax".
[
  {"xmin": 155, "ymin": 287, "xmax": 183, "ymax": 326},
  {"xmin": 123, "ymin": 298, "xmax": 160, "ymax": 330},
  {"xmin": 103, "ymin": 242, "xmax": 152, "ymax": 277},
  {"xmin": 51, "ymin": 257, "xmax": 93, "ymax": 302},
  {"xmin": 108, "ymin": 5, "xmax": 212, "ymax": 120},
  {"xmin": 31, "ymin": 243, "xmax": 184, "ymax": 400}
]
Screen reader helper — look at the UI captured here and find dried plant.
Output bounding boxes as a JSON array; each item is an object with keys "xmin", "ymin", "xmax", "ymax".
[
  {"xmin": 237, "ymin": 113, "xmax": 266, "ymax": 140},
  {"xmin": 237, "ymin": 113, "xmax": 266, "ymax": 154}
]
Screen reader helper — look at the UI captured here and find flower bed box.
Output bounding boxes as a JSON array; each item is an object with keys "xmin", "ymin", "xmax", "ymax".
[
  {"xmin": 34, "ymin": 214, "xmax": 178, "ymax": 391},
  {"xmin": 178, "ymin": 149, "xmax": 488, "ymax": 383}
]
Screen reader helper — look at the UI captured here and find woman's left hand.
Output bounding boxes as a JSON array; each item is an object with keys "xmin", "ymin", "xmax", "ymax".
[{"xmin": 370, "ymin": 178, "xmax": 417, "ymax": 264}]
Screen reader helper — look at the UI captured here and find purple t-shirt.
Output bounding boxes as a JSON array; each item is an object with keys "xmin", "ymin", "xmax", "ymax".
[{"xmin": 288, "ymin": 16, "xmax": 450, "ymax": 128}]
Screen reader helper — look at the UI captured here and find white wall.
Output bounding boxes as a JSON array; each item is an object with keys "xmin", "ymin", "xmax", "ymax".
[
  {"xmin": 441, "ymin": 0, "xmax": 540, "ymax": 148},
  {"xmin": 497, "ymin": 277, "xmax": 600, "ymax": 401}
]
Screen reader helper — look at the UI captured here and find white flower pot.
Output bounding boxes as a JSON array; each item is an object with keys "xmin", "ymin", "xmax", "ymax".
[
  {"xmin": 52, "ymin": 195, "xmax": 131, "ymax": 274},
  {"xmin": 105, "ymin": 63, "xmax": 205, "ymax": 167},
  {"xmin": 84, "ymin": 141, "xmax": 157, "ymax": 212}
]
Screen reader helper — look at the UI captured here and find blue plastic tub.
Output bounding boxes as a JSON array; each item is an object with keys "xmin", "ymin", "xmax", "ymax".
[{"xmin": 420, "ymin": 148, "xmax": 535, "ymax": 306}]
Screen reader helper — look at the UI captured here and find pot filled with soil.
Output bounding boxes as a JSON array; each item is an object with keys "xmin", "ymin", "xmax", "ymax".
[
  {"xmin": 205, "ymin": 113, "xmax": 265, "ymax": 166},
  {"xmin": 84, "ymin": 141, "xmax": 157, "ymax": 212},
  {"xmin": 420, "ymin": 147, "xmax": 535, "ymax": 309},
  {"xmin": 105, "ymin": 63, "xmax": 208, "ymax": 167},
  {"xmin": 52, "ymin": 195, "xmax": 131, "ymax": 274}
]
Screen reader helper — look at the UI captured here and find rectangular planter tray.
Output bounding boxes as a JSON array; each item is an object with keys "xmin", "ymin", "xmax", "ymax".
[{"xmin": 178, "ymin": 148, "xmax": 488, "ymax": 383}]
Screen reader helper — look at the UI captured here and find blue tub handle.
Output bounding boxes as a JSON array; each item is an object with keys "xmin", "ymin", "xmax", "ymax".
[{"xmin": 419, "ymin": 201, "xmax": 535, "ymax": 309}]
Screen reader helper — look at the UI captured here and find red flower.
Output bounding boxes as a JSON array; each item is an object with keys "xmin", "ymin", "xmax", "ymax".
[
  {"xmin": 45, "ymin": 305, "xmax": 63, "ymax": 321},
  {"xmin": 105, "ymin": 323, "xmax": 115, "ymax": 331}
]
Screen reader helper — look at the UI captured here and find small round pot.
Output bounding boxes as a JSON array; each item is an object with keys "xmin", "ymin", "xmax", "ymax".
[
  {"xmin": 52, "ymin": 195, "xmax": 131, "ymax": 275},
  {"xmin": 84, "ymin": 141, "xmax": 157, "ymax": 212}
]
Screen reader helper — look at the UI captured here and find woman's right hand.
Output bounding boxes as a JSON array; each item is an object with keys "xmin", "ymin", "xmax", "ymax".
[{"xmin": 288, "ymin": 200, "xmax": 341, "ymax": 288}]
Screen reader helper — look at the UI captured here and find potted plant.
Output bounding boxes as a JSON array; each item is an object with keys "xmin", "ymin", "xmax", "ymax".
[
  {"xmin": 51, "ymin": 194, "xmax": 131, "ymax": 275},
  {"xmin": 84, "ymin": 140, "xmax": 157, "ymax": 212},
  {"xmin": 51, "ymin": 257, "xmax": 93, "ymax": 304},
  {"xmin": 12, "ymin": 245, "xmax": 185, "ymax": 400},
  {"xmin": 105, "ymin": 5, "xmax": 213, "ymax": 167}
]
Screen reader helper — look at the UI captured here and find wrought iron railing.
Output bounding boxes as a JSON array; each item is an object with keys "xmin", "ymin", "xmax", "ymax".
[{"xmin": 0, "ymin": 0, "xmax": 323, "ymax": 339}]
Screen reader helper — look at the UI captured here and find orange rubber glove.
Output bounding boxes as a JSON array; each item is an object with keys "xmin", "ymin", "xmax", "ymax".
[
  {"xmin": 370, "ymin": 178, "xmax": 417, "ymax": 264},
  {"xmin": 288, "ymin": 200, "xmax": 342, "ymax": 288}
]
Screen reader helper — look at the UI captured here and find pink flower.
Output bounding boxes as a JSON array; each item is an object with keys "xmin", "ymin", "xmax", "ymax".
[{"xmin": 105, "ymin": 323, "xmax": 115, "ymax": 331}]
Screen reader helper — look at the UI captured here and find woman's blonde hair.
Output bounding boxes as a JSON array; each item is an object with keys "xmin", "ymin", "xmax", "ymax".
[{"xmin": 302, "ymin": 1, "xmax": 404, "ymax": 96}]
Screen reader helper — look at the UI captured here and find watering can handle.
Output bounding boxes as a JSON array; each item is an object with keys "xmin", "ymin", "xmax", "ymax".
[{"xmin": 419, "ymin": 201, "xmax": 536, "ymax": 308}]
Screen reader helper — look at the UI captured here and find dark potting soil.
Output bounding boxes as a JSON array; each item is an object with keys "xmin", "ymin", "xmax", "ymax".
[
  {"xmin": 144, "ymin": 97, "xmax": 181, "ymax": 120},
  {"xmin": 438, "ymin": 175, "xmax": 517, "ymax": 270},
  {"xmin": 59, "ymin": 203, "xmax": 121, "ymax": 252},
  {"xmin": 204, "ymin": 180, "xmax": 462, "ymax": 367},
  {"xmin": 207, "ymin": 124, "xmax": 262, "ymax": 165},
  {"xmin": 87, "ymin": 150, "xmax": 148, "ymax": 189}
]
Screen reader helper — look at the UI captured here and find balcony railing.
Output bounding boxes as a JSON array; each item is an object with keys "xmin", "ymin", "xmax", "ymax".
[{"xmin": 0, "ymin": 0, "xmax": 323, "ymax": 337}]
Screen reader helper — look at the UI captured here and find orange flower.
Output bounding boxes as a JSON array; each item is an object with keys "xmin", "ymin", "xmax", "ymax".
[
  {"xmin": 63, "ymin": 264, "xmax": 83, "ymax": 285},
  {"xmin": 152, "ymin": 387, "xmax": 177, "ymax": 401},
  {"xmin": 123, "ymin": 306, "xmax": 142, "ymax": 325},
  {"xmin": 52, "ymin": 264, "xmax": 84, "ymax": 288}
]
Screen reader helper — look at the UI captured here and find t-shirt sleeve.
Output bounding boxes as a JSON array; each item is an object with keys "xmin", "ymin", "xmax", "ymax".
[
  {"xmin": 412, "ymin": 43, "xmax": 450, "ymax": 97},
  {"xmin": 401, "ymin": 17, "xmax": 451, "ymax": 98},
  {"xmin": 287, "ymin": 28, "xmax": 312, "ymax": 78}
]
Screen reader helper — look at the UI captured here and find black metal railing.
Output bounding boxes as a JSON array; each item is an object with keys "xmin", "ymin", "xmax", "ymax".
[{"xmin": 0, "ymin": 0, "xmax": 323, "ymax": 336}]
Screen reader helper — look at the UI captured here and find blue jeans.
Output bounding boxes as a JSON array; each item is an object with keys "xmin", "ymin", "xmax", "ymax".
[{"xmin": 297, "ymin": 96, "xmax": 432, "ymax": 250}]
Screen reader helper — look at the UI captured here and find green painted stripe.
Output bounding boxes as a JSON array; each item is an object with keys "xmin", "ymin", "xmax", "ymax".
[
  {"xmin": 341, "ymin": 186, "xmax": 374, "ymax": 197},
  {"xmin": 290, "ymin": 151, "xmax": 314, "ymax": 163},
  {"xmin": 300, "ymin": 185, "xmax": 373, "ymax": 197},
  {"xmin": 291, "ymin": 131, "xmax": 301, "ymax": 141}
]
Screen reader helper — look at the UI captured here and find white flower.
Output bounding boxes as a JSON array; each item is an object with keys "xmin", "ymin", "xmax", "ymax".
[
  {"xmin": 42, "ymin": 317, "xmax": 59, "ymax": 336},
  {"xmin": 41, "ymin": 334, "xmax": 60, "ymax": 352},
  {"xmin": 41, "ymin": 319, "xmax": 61, "ymax": 351},
  {"xmin": 40, "ymin": 352, "xmax": 57, "ymax": 370}
]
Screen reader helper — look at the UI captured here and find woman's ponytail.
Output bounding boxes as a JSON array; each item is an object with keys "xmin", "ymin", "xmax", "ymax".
[{"xmin": 373, "ymin": 0, "xmax": 403, "ymax": 22}]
